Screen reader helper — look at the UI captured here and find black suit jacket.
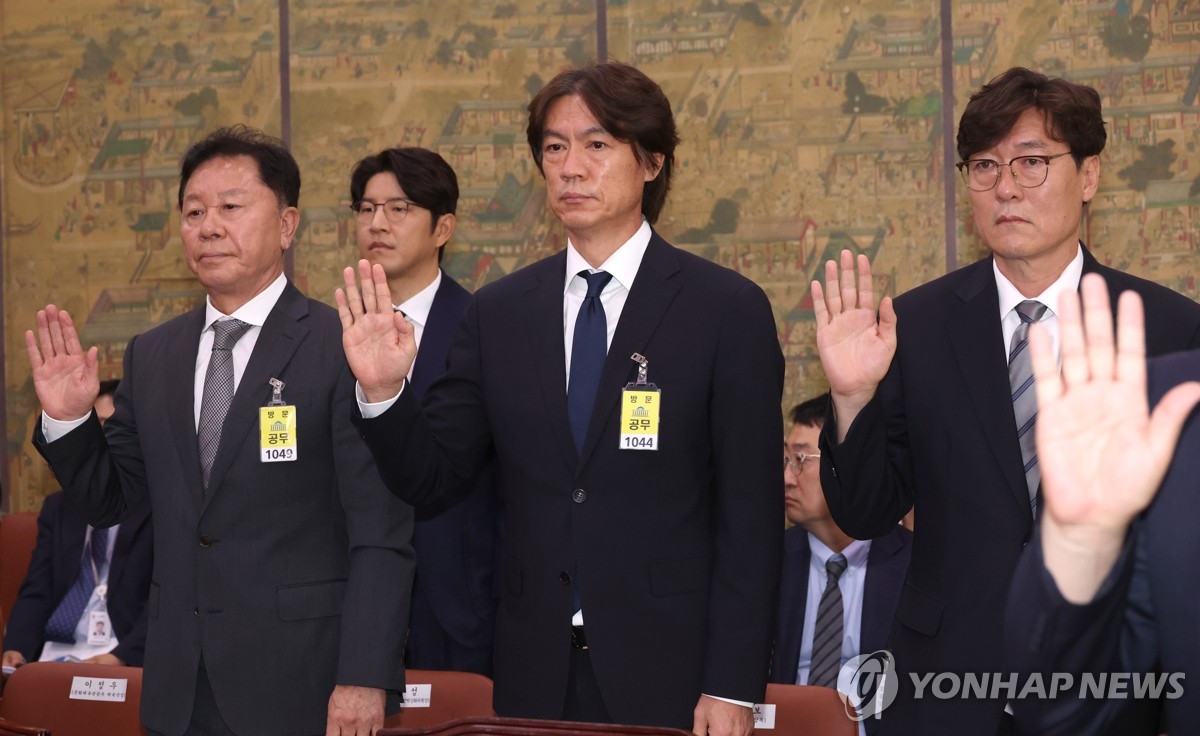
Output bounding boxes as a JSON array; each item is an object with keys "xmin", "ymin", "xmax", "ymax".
[
  {"xmin": 4, "ymin": 491, "xmax": 152, "ymax": 666},
  {"xmin": 357, "ymin": 232, "xmax": 784, "ymax": 728},
  {"xmin": 35, "ymin": 283, "xmax": 415, "ymax": 736},
  {"xmin": 1007, "ymin": 350, "xmax": 1200, "ymax": 735},
  {"xmin": 821, "ymin": 246, "xmax": 1200, "ymax": 734},
  {"xmin": 407, "ymin": 274, "xmax": 498, "ymax": 664}
]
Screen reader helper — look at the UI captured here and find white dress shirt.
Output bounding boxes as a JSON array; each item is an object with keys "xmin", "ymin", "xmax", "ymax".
[{"xmin": 994, "ymin": 244, "xmax": 1083, "ymax": 363}]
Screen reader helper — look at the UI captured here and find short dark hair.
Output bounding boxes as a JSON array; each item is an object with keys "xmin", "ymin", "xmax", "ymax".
[
  {"xmin": 349, "ymin": 148, "xmax": 459, "ymax": 263},
  {"xmin": 178, "ymin": 125, "xmax": 300, "ymax": 210},
  {"xmin": 789, "ymin": 393, "xmax": 829, "ymax": 429},
  {"xmin": 957, "ymin": 67, "xmax": 1106, "ymax": 168},
  {"xmin": 526, "ymin": 61, "xmax": 679, "ymax": 224},
  {"xmin": 98, "ymin": 379, "xmax": 120, "ymax": 398}
]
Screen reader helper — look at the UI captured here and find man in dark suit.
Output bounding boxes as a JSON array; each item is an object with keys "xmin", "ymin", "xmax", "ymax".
[
  {"xmin": 770, "ymin": 395, "xmax": 910, "ymax": 736},
  {"xmin": 4, "ymin": 380, "xmax": 154, "ymax": 670},
  {"xmin": 338, "ymin": 62, "xmax": 783, "ymax": 736},
  {"xmin": 811, "ymin": 67, "xmax": 1200, "ymax": 734},
  {"xmin": 26, "ymin": 126, "xmax": 415, "ymax": 736},
  {"xmin": 1006, "ymin": 276, "xmax": 1200, "ymax": 735},
  {"xmin": 349, "ymin": 147, "xmax": 497, "ymax": 676}
]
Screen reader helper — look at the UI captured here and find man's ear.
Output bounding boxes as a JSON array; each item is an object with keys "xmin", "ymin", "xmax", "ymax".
[
  {"xmin": 643, "ymin": 152, "xmax": 665, "ymax": 182},
  {"xmin": 434, "ymin": 213, "xmax": 456, "ymax": 248}
]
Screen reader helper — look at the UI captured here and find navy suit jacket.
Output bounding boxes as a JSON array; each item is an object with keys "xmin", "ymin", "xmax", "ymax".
[
  {"xmin": 769, "ymin": 525, "xmax": 911, "ymax": 689},
  {"xmin": 821, "ymin": 245, "xmax": 1200, "ymax": 734},
  {"xmin": 35, "ymin": 283, "xmax": 415, "ymax": 736},
  {"xmin": 357, "ymin": 232, "xmax": 784, "ymax": 728},
  {"xmin": 1008, "ymin": 350, "xmax": 1200, "ymax": 735},
  {"xmin": 407, "ymin": 274, "xmax": 498, "ymax": 661},
  {"xmin": 4, "ymin": 491, "xmax": 153, "ymax": 666}
]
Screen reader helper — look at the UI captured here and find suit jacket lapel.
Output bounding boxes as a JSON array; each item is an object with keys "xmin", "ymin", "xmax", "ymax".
[
  {"xmin": 778, "ymin": 531, "xmax": 812, "ymax": 682},
  {"xmin": 580, "ymin": 232, "xmax": 683, "ymax": 464},
  {"xmin": 522, "ymin": 252, "xmax": 579, "ymax": 465},
  {"xmin": 201, "ymin": 284, "xmax": 309, "ymax": 514},
  {"xmin": 170, "ymin": 309, "xmax": 206, "ymax": 511},
  {"xmin": 411, "ymin": 276, "xmax": 462, "ymax": 398},
  {"xmin": 946, "ymin": 260, "xmax": 1030, "ymax": 516}
]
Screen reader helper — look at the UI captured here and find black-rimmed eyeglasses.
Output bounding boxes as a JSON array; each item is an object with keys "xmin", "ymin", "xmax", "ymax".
[{"xmin": 955, "ymin": 152, "xmax": 1074, "ymax": 192}]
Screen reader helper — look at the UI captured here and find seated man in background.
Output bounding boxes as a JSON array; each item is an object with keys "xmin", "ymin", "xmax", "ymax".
[
  {"xmin": 770, "ymin": 394, "xmax": 910, "ymax": 733},
  {"xmin": 3, "ymin": 380, "xmax": 153, "ymax": 669}
]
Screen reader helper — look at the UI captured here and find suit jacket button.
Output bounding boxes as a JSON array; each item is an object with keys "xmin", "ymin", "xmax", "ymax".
[
  {"xmin": 193, "ymin": 606, "xmax": 200, "ymax": 616},
  {"xmin": 572, "ymin": 488, "xmax": 587, "ymax": 503},
  {"xmin": 559, "ymin": 571, "xmax": 572, "ymax": 585},
  {"xmin": 199, "ymin": 535, "xmax": 212, "ymax": 548}
]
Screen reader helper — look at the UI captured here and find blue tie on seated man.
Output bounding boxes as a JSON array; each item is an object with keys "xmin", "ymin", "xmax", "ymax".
[{"xmin": 3, "ymin": 379, "xmax": 154, "ymax": 672}]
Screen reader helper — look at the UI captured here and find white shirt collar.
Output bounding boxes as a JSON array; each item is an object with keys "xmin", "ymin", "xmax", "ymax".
[
  {"xmin": 994, "ymin": 243, "xmax": 1084, "ymax": 320},
  {"xmin": 395, "ymin": 270, "xmax": 442, "ymax": 329},
  {"xmin": 563, "ymin": 219, "xmax": 652, "ymax": 294},
  {"xmin": 204, "ymin": 272, "xmax": 287, "ymax": 330},
  {"xmin": 807, "ymin": 534, "xmax": 871, "ymax": 571}
]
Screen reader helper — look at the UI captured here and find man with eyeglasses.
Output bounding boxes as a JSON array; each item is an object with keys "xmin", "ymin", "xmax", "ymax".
[
  {"xmin": 811, "ymin": 67, "xmax": 1200, "ymax": 734},
  {"xmin": 769, "ymin": 395, "xmax": 909, "ymax": 736},
  {"xmin": 348, "ymin": 147, "xmax": 498, "ymax": 677}
]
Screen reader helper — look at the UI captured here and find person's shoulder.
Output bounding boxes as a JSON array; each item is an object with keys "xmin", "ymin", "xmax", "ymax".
[
  {"xmin": 474, "ymin": 250, "xmax": 564, "ymax": 302},
  {"xmin": 893, "ymin": 257, "xmax": 990, "ymax": 312},
  {"xmin": 1093, "ymin": 261, "xmax": 1200, "ymax": 315}
]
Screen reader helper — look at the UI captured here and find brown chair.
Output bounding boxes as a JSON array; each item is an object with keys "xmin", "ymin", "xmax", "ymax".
[
  {"xmin": 759, "ymin": 683, "xmax": 856, "ymax": 735},
  {"xmin": 382, "ymin": 670, "xmax": 496, "ymax": 729},
  {"xmin": 0, "ymin": 513, "xmax": 39, "ymax": 624},
  {"xmin": 0, "ymin": 719, "xmax": 48, "ymax": 736},
  {"xmin": 381, "ymin": 716, "xmax": 692, "ymax": 735},
  {"xmin": 0, "ymin": 661, "xmax": 145, "ymax": 736}
]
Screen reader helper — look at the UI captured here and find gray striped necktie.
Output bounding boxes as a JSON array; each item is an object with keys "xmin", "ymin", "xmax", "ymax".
[
  {"xmin": 1009, "ymin": 300, "xmax": 1048, "ymax": 515},
  {"xmin": 198, "ymin": 318, "xmax": 251, "ymax": 490},
  {"xmin": 809, "ymin": 553, "xmax": 848, "ymax": 688}
]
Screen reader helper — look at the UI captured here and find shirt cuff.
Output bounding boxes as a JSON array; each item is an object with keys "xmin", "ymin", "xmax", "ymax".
[
  {"xmin": 42, "ymin": 411, "xmax": 93, "ymax": 443},
  {"xmin": 355, "ymin": 381, "xmax": 404, "ymax": 418},
  {"xmin": 704, "ymin": 694, "xmax": 754, "ymax": 709}
]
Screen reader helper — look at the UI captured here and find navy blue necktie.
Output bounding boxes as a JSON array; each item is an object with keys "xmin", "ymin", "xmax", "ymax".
[
  {"xmin": 567, "ymin": 270, "xmax": 613, "ymax": 453},
  {"xmin": 45, "ymin": 526, "xmax": 109, "ymax": 643}
]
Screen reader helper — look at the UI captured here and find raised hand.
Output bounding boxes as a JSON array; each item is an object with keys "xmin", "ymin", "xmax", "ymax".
[
  {"xmin": 25, "ymin": 305, "xmax": 101, "ymax": 421},
  {"xmin": 1033, "ymin": 273, "xmax": 1200, "ymax": 602},
  {"xmin": 336, "ymin": 259, "xmax": 416, "ymax": 403},
  {"xmin": 811, "ymin": 249, "xmax": 898, "ymax": 436}
]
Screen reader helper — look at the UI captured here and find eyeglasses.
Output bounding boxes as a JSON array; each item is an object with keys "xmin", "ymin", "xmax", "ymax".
[
  {"xmin": 351, "ymin": 198, "xmax": 418, "ymax": 224},
  {"xmin": 783, "ymin": 452, "xmax": 821, "ymax": 472},
  {"xmin": 955, "ymin": 152, "xmax": 1073, "ymax": 192}
]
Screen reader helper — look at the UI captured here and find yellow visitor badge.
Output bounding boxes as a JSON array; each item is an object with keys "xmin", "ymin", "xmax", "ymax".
[
  {"xmin": 620, "ymin": 353, "xmax": 660, "ymax": 451},
  {"xmin": 260, "ymin": 378, "xmax": 297, "ymax": 462}
]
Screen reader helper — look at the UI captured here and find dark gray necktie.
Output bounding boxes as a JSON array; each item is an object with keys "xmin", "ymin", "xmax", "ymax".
[
  {"xmin": 809, "ymin": 553, "xmax": 848, "ymax": 688},
  {"xmin": 198, "ymin": 319, "xmax": 251, "ymax": 489},
  {"xmin": 1009, "ymin": 300, "xmax": 1048, "ymax": 515}
]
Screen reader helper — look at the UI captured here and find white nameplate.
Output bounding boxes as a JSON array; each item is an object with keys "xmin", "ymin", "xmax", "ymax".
[
  {"xmin": 402, "ymin": 683, "xmax": 432, "ymax": 708},
  {"xmin": 69, "ymin": 676, "xmax": 128, "ymax": 702},
  {"xmin": 752, "ymin": 702, "xmax": 776, "ymax": 729}
]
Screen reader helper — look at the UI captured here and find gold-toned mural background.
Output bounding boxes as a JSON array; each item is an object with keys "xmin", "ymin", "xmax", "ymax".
[{"xmin": 3, "ymin": 0, "xmax": 1197, "ymax": 511}]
